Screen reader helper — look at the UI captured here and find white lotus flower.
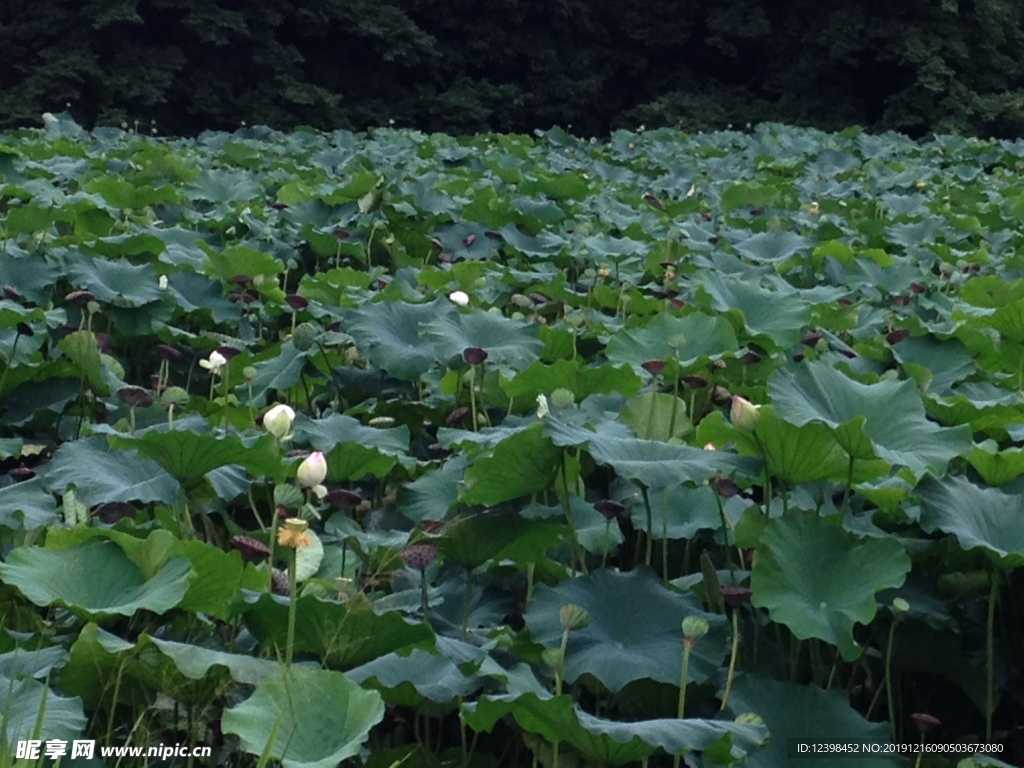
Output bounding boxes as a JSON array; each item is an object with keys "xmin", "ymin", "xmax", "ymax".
[
  {"xmin": 199, "ymin": 350, "xmax": 227, "ymax": 376},
  {"xmin": 297, "ymin": 451, "xmax": 327, "ymax": 489},
  {"xmin": 448, "ymin": 290, "xmax": 470, "ymax": 307},
  {"xmin": 158, "ymin": 275, "xmax": 168, "ymax": 290},
  {"xmin": 730, "ymin": 396, "xmax": 761, "ymax": 430},
  {"xmin": 536, "ymin": 394, "xmax": 550, "ymax": 420},
  {"xmin": 263, "ymin": 404, "xmax": 295, "ymax": 440}
]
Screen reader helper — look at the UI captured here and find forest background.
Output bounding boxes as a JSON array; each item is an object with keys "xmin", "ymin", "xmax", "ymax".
[{"xmin": 3, "ymin": 0, "xmax": 1022, "ymax": 138}]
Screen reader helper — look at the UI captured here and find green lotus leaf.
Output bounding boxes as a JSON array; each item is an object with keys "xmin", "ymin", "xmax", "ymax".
[
  {"xmin": 66, "ymin": 257, "xmax": 163, "ymax": 307},
  {"xmin": 243, "ymin": 592, "xmax": 435, "ymax": 668},
  {"xmin": 750, "ymin": 511, "xmax": 910, "ymax": 660},
  {"xmin": 61, "ymin": 624, "xmax": 280, "ymax": 708},
  {"xmin": 917, "ymin": 475, "xmax": 1024, "ymax": 566},
  {"xmin": 57, "ymin": 329, "xmax": 113, "ymax": 396},
  {"xmin": 965, "ymin": 440, "xmax": 1024, "ymax": 485},
  {"xmin": 395, "ymin": 457, "xmax": 465, "ymax": 522},
  {"xmin": 620, "ymin": 392, "xmax": 692, "ymax": 440},
  {"xmin": 108, "ymin": 429, "xmax": 284, "ymax": 486},
  {"xmin": 733, "ymin": 230, "xmax": 812, "ymax": 264},
  {"xmin": 223, "ymin": 666, "xmax": 384, "ymax": 768},
  {"xmin": 185, "ymin": 169, "xmax": 263, "ymax": 203},
  {"xmin": 501, "ymin": 359, "xmax": 643, "ymax": 402},
  {"xmin": 440, "ymin": 509, "xmax": 554, "ymax": 570},
  {"xmin": 769, "ymin": 361, "xmax": 972, "ymax": 473},
  {"xmin": 426, "ymin": 307, "xmax": 543, "ymax": 371},
  {"xmin": 347, "ymin": 299, "xmax": 440, "ymax": 380},
  {"xmin": 726, "ymin": 674, "xmax": 899, "ymax": 768},
  {"xmin": 0, "ymin": 674, "xmax": 86, "ymax": 747},
  {"xmin": 0, "ymin": 477, "xmax": 58, "ymax": 531},
  {"xmin": 606, "ymin": 313, "xmax": 738, "ymax": 369},
  {"xmin": 545, "ymin": 415, "xmax": 761, "ymax": 489},
  {"xmin": 463, "ymin": 692, "xmax": 766, "ymax": 765},
  {"xmin": 43, "ymin": 435, "xmax": 178, "ymax": 506},
  {"xmin": 0, "ymin": 540, "xmax": 191, "ymax": 619},
  {"xmin": 695, "ymin": 273, "xmax": 812, "ymax": 348},
  {"xmin": 525, "ymin": 567, "xmax": 727, "ymax": 691},
  {"xmin": 461, "ymin": 423, "xmax": 562, "ymax": 505}
]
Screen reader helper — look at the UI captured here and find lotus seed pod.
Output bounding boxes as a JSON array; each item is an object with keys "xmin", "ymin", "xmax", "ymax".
[
  {"xmin": 892, "ymin": 598, "xmax": 910, "ymax": 613},
  {"xmin": 296, "ymin": 451, "xmax": 328, "ymax": 489},
  {"xmin": 292, "ymin": 321, "xmax": 317, "ymax": 351},
  {"xmin": 160, "ymin": 386, "xmax": 190, "ymax": 408},
  {"xmin": 559, "ymin": 603, "xmax": 591, "ymax": 631},
  {"xmin": 277, "ymin": 517, "xmax": 312, "ymax": 548},
  {"xmin": 263, "ymin": 403, "xmax": 295, "ymax": 439},
  {"xmin": 682, "ymin": 615, "xmax": 710, "ymax": 640},
  {"xmin": 231, "ymin": 534, "xmax": 271, "ymax": 562},
  {"xmin": 368, "ymin": 416, "xmax": 396, "ymax": 428},
  {"xmin": 401, "ymin": 543, "xmax": 439, "ymax": 571},
  {"xmin": 550, "ymin": 388, "xmax": 574, "ymax": 410}
]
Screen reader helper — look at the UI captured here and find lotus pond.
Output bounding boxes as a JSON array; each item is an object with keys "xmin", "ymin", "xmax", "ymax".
[{"xmin": 0, "ymin": 115, "xmax": 1021, "ymax": 767}]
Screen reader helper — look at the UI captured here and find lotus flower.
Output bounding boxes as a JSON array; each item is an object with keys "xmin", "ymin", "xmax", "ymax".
[
  {"xmin": 730, "ymin": 395, "xmax": 761, "ymax": 430},
  {"xmin": 263, "ymin": 404, "xmax": 295, "ymax": 440},
  {"xmin": 448, "ymin": 290, "xmax": 470, "ymax": 306},
  {"xmin": 296, "ymin": 451, "xmax": 327, "ymax": 488},
  {"xmin": 199, "ymin": 350, "xmax": 227, "ymax": 376}
]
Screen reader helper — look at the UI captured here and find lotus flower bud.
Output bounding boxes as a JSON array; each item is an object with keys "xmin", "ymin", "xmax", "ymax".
[
  {"xmin": 449, "ymin": 290, "xmax": 470, "ymax": 307},
  {"xmin": 682, "ymin": 615, "xmax": 709, "ymax": 642},
  {"xmin": 559, "ymin": 603, "xmax": 591, "ymax": 631},
  {"xmin": 296, "ymin": 451, "xmax": 327, "ymax": 489},
  {"xmin": 263, "ymin": 404, "xmax": 295, "ymax": 440},
  {"xmin": 730, "ymin": 395, "xmax": 761, "ymax": 430}
]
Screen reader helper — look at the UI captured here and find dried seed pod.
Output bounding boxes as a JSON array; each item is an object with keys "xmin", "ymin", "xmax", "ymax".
[{"xmin": 231, "ymin": 535, "xmax": 271, "ymax": 562}]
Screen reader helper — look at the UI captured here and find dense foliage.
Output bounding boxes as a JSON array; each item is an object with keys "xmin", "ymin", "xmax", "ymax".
[
  {"xmin": 4, "ymin": 0, "xmax": 1024, "ymax": 138},
  {"xmin": 0, "ymin": 115, "xmax": 1022, "ymax": 767}
]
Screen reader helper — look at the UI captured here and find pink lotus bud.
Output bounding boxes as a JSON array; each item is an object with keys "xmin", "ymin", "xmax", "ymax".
[
  {"xmin": 297, "ymin": 451, "xmax": 327, "ymax": 488},
  {"xmin": 730, "ymin": 395, "xmax": 761, "ymax": 430}
]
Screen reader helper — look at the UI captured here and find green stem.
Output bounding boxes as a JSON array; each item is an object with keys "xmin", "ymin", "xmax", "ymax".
[
  {"xmin": 267, "ymin": 513, "xmax": 281, "ymax": 593},
  {"xmin": 986, "ymin": 569, "xmax": 998, "ymax": 742},
  {"xmin": 673, "ymin": 639, "xmax": 693, "ymax": 768},
  {"xmin": 885, "ymin": 616, "xmax": 897, "ymax": 739},
  {"xmin": 286, "ymin": 547, "xmax": 298, "ymax": 670},
  {"xmin": 839, "ymin": 454, "xmax": 855, "ymax": 516},
  {"xmin": 420, "ymin": 568, "xmax": 430, "ymax": 622},
  {"xmin": 641, "ymin": 485, "xmax": 654, "ymax": 568},
  {"xmin": 713, "ymin": 487, "xmax": 737, "ymax": 582},
  {"xmin": 669, "ymin": 371, "xmax": 680, "ymax": 437},
  {"xmin": 0, "ymin": 330, "xmax": 21, "ymax": 396},
  {"xmin": 661, "ymin": 487, "xmax": 669, "ymax": 584},
  {"xmin": 560, "ymin": 453, "xmax": 586, "ymax": 574},
  {"xmin": 461, "ymin": 567, "xmax": 473, "ymax": 639},
  {"xmin": 469, "ymin": 367, "xmax": 478, "ymax": 431},
  {"xmin": 720, "ymin": 609, "xmax": 740, "ymax": 711}
]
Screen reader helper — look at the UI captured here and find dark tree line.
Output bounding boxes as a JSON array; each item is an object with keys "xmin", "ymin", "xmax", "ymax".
[{"xmin": 2, "ymin": 0, "xmax": 1023, "ymax": 138}]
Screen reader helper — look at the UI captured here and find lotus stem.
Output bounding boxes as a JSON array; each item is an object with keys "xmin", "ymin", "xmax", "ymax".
[
  {"xmin": 839, "ymin": 454, "xmax": 855, "ymax": 516},
  {"xmin": 468, "ymin": 367, "xmax": 478, "ymax": 431},
  {"xmin": 987, "ymin": 570, "xmax": 998, "ymax": 742},
  {"xmin": 720, "ymin": 608, "xmax": 740, "ymax": 711},
  {"xmin": 286, "ymin": 546, "xmax": 298, "ymax": 670},
  {"xmin": 641, "ymin": 485, "xmax": 654, "ymax": 568},
  {"xmin": 560, "ymin": 453, "xmax": 586, "ymax": 573},
  {"xmin": 461, "ymin": 567, "xmax": 473, "ymax": 639}
]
